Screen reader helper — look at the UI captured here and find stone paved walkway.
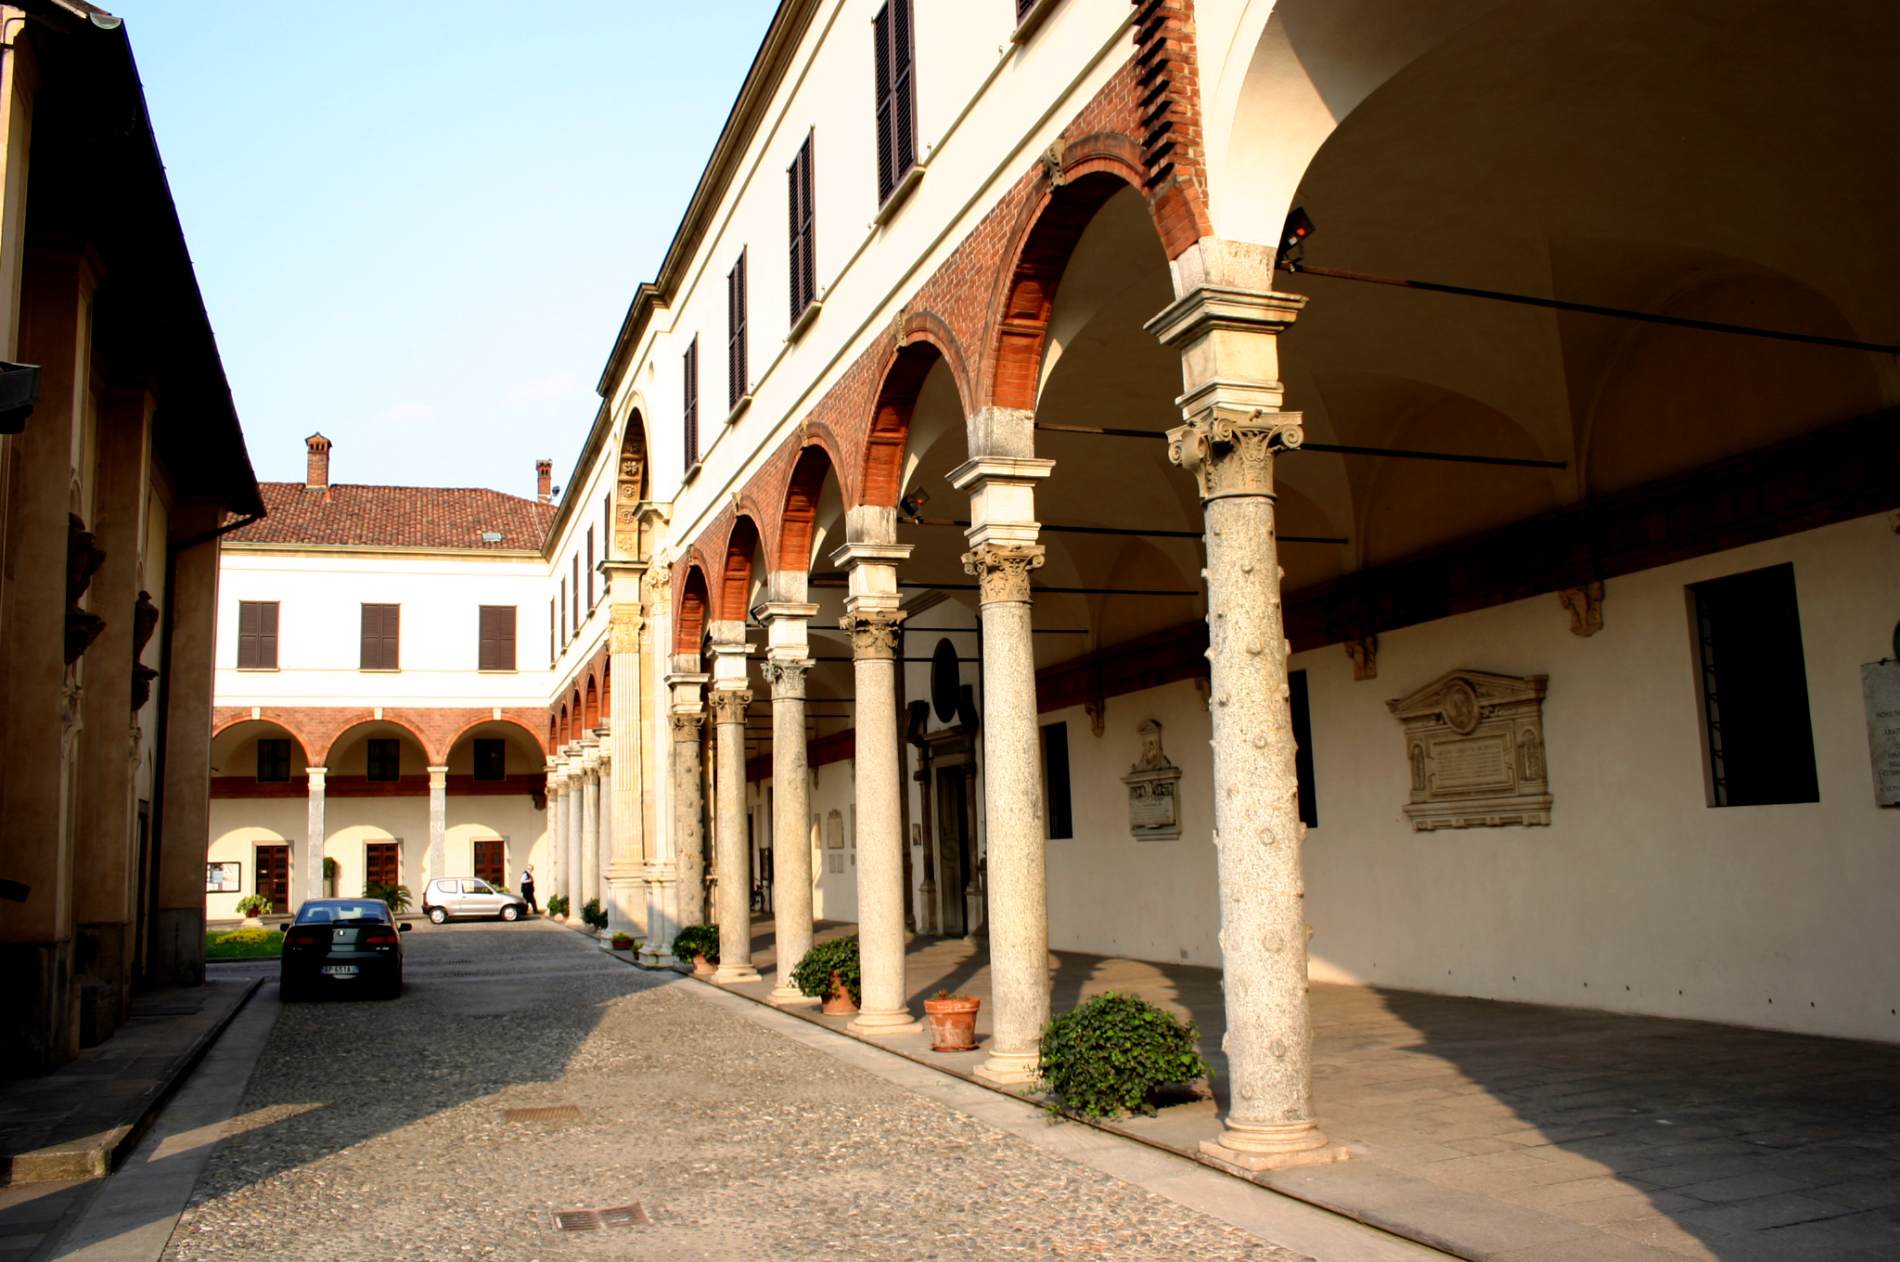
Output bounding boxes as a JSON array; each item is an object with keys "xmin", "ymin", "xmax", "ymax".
[
  {"xmin": 722, "ymin": 920, "xmax": 1900, "ymax": 1262},
  {"xmin": 158, "ymin": 922, "xmax": 1341, "ymax": 1261}
]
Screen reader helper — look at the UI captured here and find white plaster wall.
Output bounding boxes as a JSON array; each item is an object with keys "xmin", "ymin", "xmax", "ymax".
[
  {"xmin": 324, "ymin": 807, "xmax": 428, "ymax": 897},
  {"xmin": 205, "ymin": 803, "xmax": 306, "ymax": 920},
  {"xmin": 1044, "ymin": 514, "xmax": 1900, "ymax": 1042},
  {"xmin": 809, "ymin": 759, "xmax": 859, "ymax": 923},
  {"xmin": 443, "ymin": 801, "xmax": 549, "ymax": 889},
  {"xmin": 215, "ymin": 549, "xmax": 553, "ymax": 708}
]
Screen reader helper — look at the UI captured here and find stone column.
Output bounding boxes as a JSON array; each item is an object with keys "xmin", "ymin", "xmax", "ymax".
[
  {"xmin": 606, "ymin": 601, "xmax": 647, "ymax": 937},
  {"xmin": 760, "ymin": 615, "xmax": 817, "ymax": 1004},
  {"xmin": 1152, "ymin": 245, "xmax": 1328, "ymax": 1167},
  {"xmin": 709, "ymin": 687, "xmax": 759, "ymax": 983},
  {"xmin": 667, "ymin": 670, "xmax": 710, "ymax": 933},
  {"xmin": 579, "ymin": 739, "xmax": 602, "ymax": 925},
  {"xmin": 305, "ymin": 767, "xmax": 328, "ymax": 902},
  {"xmin": 595, "ymin": 728, "xmax": 615, "ymax": 917},
  {"xmin": 543, "ymin": 759, "xmax": 563, "ymax": 910},
  {"xmin": 834, "ymin": 533, "xmax": 920, "ymax": 1036},
  {"xmin": 563, "ymin": 750, "xmax": 584, "ymax": 919},
  {"xmin": 425, "ymin": 765, "xmax": 448, "ymax": 887}
]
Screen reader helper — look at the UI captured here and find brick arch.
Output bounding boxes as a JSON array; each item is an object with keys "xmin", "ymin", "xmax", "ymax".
[
  {"xmin": 712, "ymin": 512, "xmax": 765, "ymax": 623},
  {"xmin": 860, "ymin": 321, "xmax": 971, "ymax": 511},
  {"xmin": 548, "ymin": 711, "xmax": 560, "ymax": 750},
  {"xmin": 443, "ymin": 715, "xmax": 547, "ymax": 760},
  {"xmin": 674, "ymin": 564, "xmax": 711, "ymax": 657},
  {"xmin": 320, "ymin": 715, "xmax": 431, "ymax": 769},
  {"xmin": 601, "ymin": 659, "xmax": 611, "ymax": 719},
  {"xmin": 611, "ymin": 407, "xmax": 650, "ymax": 561},
  {"xmin": 982, "ymin": 157, "xmax": 1166, "ymax": 412},
  {"xmin": 775, "ymin": 442, "xmax": 844, "ymax": 573},
  {"xmin": 584, "ymin": 674, "xmax": 600, "ymax": 728}
]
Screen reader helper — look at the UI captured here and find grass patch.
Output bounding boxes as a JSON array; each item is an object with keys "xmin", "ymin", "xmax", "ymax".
[{"xmin": 206, "ymin": 928, "xmax": 284, "ymax": 959}]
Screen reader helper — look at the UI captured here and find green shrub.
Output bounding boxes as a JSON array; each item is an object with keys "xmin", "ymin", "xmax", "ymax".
[
  {"xmin": 581, "ymin": 898, "xmax": 608, "ymax": 931},
  {"xmin": 234, "ymin": 894, "xmax": 273, "ymax": 918},
  {"xmin": 365, "ymin": 881, "xmax": 412, "ymax": 914},
  {"xmin": 1038, "ymin": 992, "xmax": 1209, "ymax": 1118},
  {"xmin": 206, "ymin": 929, "xmax": 283, "ymax": 958},
  {"xmin": 217, "ymin": 927, "xmax": 278, "ymax": 946},
  {"xmin": 671, "ymin": 923, "xmax": 719, "ymax": 964},
  {"xmin": 545, "ymin": 894, "xmax": 569, "ymax": 919},
  {"xmin": 790, "ymin": 935, "xmax": 861, "ymax": 1005},
  {"xmin": 321, "ymin": 857, "xmax": 339, "ymax": 879}
]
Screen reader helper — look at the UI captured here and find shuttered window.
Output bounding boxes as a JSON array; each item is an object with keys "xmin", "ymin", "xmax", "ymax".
[
  {"xmin": 787, "ymin": 134, "xmax": 816, "ymax": 323},
  {"xmin": 548, "ymin": 598, "xmax": 556, "ymax": 666},
  {"xmin": 571, "ymin": 554, "xmax": 581, "ymax": 628},
  {"xmin": 559, "ymin": 579, "xmax": 567, "ymax": 647},
  {"xmin": 727, "ymin": 250, "xmax": 748, "ymax": 410},
  {"xmin": 359, "ymin": 603, "xmax": 399, "ymax": 671},
  {"xmin": 872, "ymin": 1, "xmax": 917, "ymax": 204},
  {"xmin": 682, "ymin": 337, "xmax": 700, "ymax": 472},
  {"xmin": 586, "ymin": 528, "xmax": 596, "ymax": 609},
  {"xmin": 236, "ymin": 600, "xmax": 279, "ymax": 669},
  {"xmin": 478, "ymin": 605, "xmax": 516, "ymax": 672}
]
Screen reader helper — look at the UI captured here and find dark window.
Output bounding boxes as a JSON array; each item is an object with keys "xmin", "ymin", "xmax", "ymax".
[
  {"xmin": 1691, "ymin": 563, "xmax": 1819, "ymax": 806},
  {"xmin": 571, "ymin": 554, "xmax": 581, "ymax": 628},
  {"xmin": 366, "ymin": 738, "xmax": 400, "ymax": 782},
  {"xmin": 682, "ymin": 337, "xmax": 700, "ymax": 472},
  {"xmin": 548, "ymin": 597, "xmax": 557, "ymax": 664},
  {"xmin": 473, "ymin": 839, "xmax": 504, "ymax": 886},
  {"xmin": 256, "ymin": 738, "xmax": 291, "ymax": 783},
  {"xmin": 727, "ymin": 250, "xmax": 748, "ymax": 410},
  {"xmin": 787, "ymin": 133, "xmax": 817, "ymax": 323},
  {"xmin": 478, "ymin": 605, "xmax": 516, "ymax": 671},
  {"xmin": 586, "ymin": 528, "xmax": 595, "ymax": 609},
  {"xmin": 237, "ymin": 600, "xmax": 279, "ymax": 669},
  {"xmin": 1289, "ymin": 668, "xmax": 1318, "ymax": 828},
  {"xmin": 359, "ymin": 603, "xmax": 399, "ymax": 671},
  {"xmin": 364, "ymin": 842, "xmax": 399, "ymax": 889},
  {"xmin": 559, "ymin": 579, "xmax": 567, "ymax": 647},
  {"xmin": 1018, "ymin": 0, "xmax": 1036, "ymax": 17},
  {"xmin": 872, "ymin": 0, "xmax": 917, "ymax": 204},
  {"xmin": 473, "ymin": 738, "xmax": 506, "ymax": 782},
  {"xmin": 1041, "ymin": 721, "xmax": 1073, "ymax": 840}
]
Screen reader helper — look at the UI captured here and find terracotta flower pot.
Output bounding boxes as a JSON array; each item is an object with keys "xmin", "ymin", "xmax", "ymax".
[
  {"xmin": 924, "ymin": 995, "xmax": 981, "ymax": 1051},
  {"xmin": 821, "ymin": 970, "xmax": 859, "ymax": 1015},
  {"xmin": 691, "ymin": 953, "xmax": 717, "ymax": 976}
]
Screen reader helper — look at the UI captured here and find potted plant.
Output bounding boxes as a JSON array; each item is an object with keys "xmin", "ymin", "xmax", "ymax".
[
  {"xmin": 923, "ymin": 989, "xmax": 982, "ymax": 1052},
  {"xmin": 234, "ymin": 894, "xmax": 272, "ymax": 928},
  {"xmin": 321, "ymin": 857, "xmax": 339, "ymax": 897},
  {"xmin": 582, "ymin": 898, "xmax": 609, "ymax": 935},
  {"xmin": 364, "ymin": 881, "xmax": 412, "ymax": 916},
  {"xmin": 671, "ymin": 924, "xmax": 719, "ymax": 975},
  {"xmin": 609, "ymin": 931, "xmax": 637, "ymax": 952},
  {"xmin": 545, "ymin": 893, "xmax": 569, "ymax": 920},
  {"xmin": 790, "ymin": 935, "xmax": 861, "ymax": 1015},
  {"xmin": 1038, "ymin": 991, "xmax": 1209, "ymax": 1118}
]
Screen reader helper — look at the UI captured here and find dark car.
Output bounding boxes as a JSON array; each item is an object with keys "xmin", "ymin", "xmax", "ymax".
[{"xmin": 280, "ymin": 898, "xmax": 410, "ymax": 1000}]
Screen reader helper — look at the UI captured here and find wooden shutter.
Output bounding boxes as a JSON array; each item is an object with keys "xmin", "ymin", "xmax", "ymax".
[
  {"xmin": 479, "ymin": 605, "xmax": 516, "ymax": 671},
  {"xmin": 682, "ymin": 338, "xmax": 699, "ymax": 471},
  {"xmin": 727, "ymin": 251, "xmax": 748, "ymax": 410},
  {"xmin": 548, "ymin": 598, "xmax": 556, "ymax": 664},
  {"xmin": 571, "ymin": 554, "xmax": 581, "ymax": 627},
  {"xmin": 238, "ymin": 600, "xmax": 278, "ymax": 669},
  {"xmin": 361, "ymin": 604, "xmax": 398, "ymax": 670},
  {"xmin": 873, "ymin": 1, "xmax": 915, "ymax": 203},
  {"xmin": 586, "ymin": 528, "xmax": 595, "ymax": 609},
  {"xmin": 787, "ymin": 135, "xmax": 815, "ymax": 322}
]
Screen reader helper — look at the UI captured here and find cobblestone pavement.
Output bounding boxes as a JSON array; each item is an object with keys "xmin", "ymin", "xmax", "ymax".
[{"xmin": 163, "ymin": 922, "xmax": 1312, "ymax": 1261}]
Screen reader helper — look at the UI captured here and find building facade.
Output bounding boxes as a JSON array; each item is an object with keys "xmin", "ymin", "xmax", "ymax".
[{"xmin": 1, "ymin": 1, "xmax": 262, "ymax": 1074}]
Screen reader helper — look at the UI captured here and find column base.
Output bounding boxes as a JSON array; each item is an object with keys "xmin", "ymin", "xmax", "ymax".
[
  {"xmin": 638, "ymin": 947, "xmax": 675, "ymax": 969},
  {"xmin": 712, "ymin": 962, "xmax": 761, "ymax": 985},
  {"xmin": 972, "ymin": 1048, "xmax": 1041, "ymax": 1087},
  {"xmin": 1199, "ymin": 1120, "xmax": 1343, "ymax": 1172},
  {"xmin": 846, "ymin": 1007, "xmax": 922, "ymax": 1038},
  {"xmin": 768, "ymin": 983, "xmax": 820, "ymax": 1007}
]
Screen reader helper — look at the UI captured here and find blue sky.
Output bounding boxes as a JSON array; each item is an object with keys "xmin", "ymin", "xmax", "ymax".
[{"xmin": 111, "ymin": 1, "xmax": 777, "ymax": 498}]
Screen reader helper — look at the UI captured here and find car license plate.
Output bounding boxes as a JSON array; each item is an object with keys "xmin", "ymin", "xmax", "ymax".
[{"xmin": 321, "ymin": 965, "xmax": 359, "ymax": 976}]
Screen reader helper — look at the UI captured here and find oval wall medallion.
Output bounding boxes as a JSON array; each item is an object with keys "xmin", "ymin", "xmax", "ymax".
[{"xmin": 930, "ymin": 637, "xmax": 959, "ymax": 722}]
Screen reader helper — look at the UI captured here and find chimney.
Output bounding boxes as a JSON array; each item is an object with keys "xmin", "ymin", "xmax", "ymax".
[
  {"xmin": 305, "ymin": 433, "xmax": 332, "ymax": 490},
  {"xmin": 536, "ymin": 458, "xmax": 553, "ymax": 504}
]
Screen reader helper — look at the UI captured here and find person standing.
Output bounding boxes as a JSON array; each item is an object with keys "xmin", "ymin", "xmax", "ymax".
[{"xmin": 520, "ymin": 864, "xmax": 538, "ymax": 915}]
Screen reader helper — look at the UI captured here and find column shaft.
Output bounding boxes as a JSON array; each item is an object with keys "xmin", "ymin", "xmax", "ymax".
[
  {"xmin": 425, "ymin": 766, "xmax": 448, "ymax": 887},
  {"xmin": 844, "ymin": 610, "xmax": 918, "ymax": 1035},
  {"xmin": 710, "ymin": 690, "xmax": 759, "ymax": 982},
  {"xmin": 564, "ymin": 760, "xmax": 583, "ymax": 916},
  {"xmin": 580, "ymin": 757, "xmax": 601, "ymax": 921},
  {"xmin": 671, "ymin": 715, "xmax": 707, "ymax": 929},
  {"xmin": 305, "ymin": 769, "xmax": 328, "ymax": 902},
  {"xmin": 544, "ymin": 771, "xmax": 563, "ymax": 907},
  {"xmin": 765, "ymin": 660, "xmax": 815, "ymax": 1005}
]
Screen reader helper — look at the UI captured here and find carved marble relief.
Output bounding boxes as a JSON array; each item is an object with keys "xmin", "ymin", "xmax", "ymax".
[
  {"xmin": 1122, "ymin": 719, "xmax": 1183, "ymax": 841},
  {"xmin": 1387, "ymin": 670, "xmax": 1553, "ymax": 830}
]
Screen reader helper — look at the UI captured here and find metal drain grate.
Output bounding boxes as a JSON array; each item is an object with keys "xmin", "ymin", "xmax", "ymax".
[
  {"xmin": 554, "ymin": 1204, "xmax": 648, "ymax": 1231},
  {"xmin": 502, "ymin": 1105, "xmax": 581, "ymax": 1123}
]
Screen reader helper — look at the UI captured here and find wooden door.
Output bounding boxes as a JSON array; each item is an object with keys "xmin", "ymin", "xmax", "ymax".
[
  {"xmin": 473, "ymin": 839, "xmax": 504, "ymax": 887},
  {"xmin": 256, "ymin": 844, "xmax": 290, "ymax": 911},
  {"xmin": 364, "ymin": 842, "xmax": 399, "ymax": 890},
  {"xmin": 935, "ymin": 767, "xmax": 969, "ymax": 936}
]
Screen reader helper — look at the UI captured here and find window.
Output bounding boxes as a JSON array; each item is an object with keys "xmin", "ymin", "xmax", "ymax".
[
  {"xmin": 548, "ymin": 598, "xmax": 556, "ymax": 666},
  {"xmin": 559, "ymin": 579, "xmax": 567, "ymax": 647},
  {"xmin": 1041, "ymin": 721, "xmax": 1073, "ymax": 839},
  {"xmin": 366, "ymin": 738, "xmax": 400, "ymax": 782},
  {"xmin": 787, "ymin": 133, "xmax": 817, "ymax": 324},
  {"xmin": 256, "ymin": 738, "xmax": 291, "ymax": 783},
  {"xmin": 1290, "ymin": 669, "xmax": 1318, "ymax": 828},
  {"xmin": 473, "ymin": 838, "xmax": 504, "ymax": 886},
  {"xmin": 1018, "ymin": 0, "xmax": 1035, "ymax": 16},
  {"xmin": 586, "ymin": 528, "xmax": 595, "ymax": 609},
  {"xmin": 602, "ymin": 493, "xmax": 612, "ymax": 561},
  {"xmin": 236, "ymin": 600, "xmax": 278, "ymax": 669},
  {"xmin": 571, "ymin": 554, "xmax": 581, "ymax": 628},
  {"xmin": 473, "ymin": 738, "xmax": 506, "ymax": 782},
  {"xmin": 872, "ymin": 0, "xmax": 917, "ymax": 204},
  {"xmin": 682, "ymin": 337, "xmax": 700, "ymax": 472},
  {"xmin": 1691, "ymin": 563, "xmax": 1819, "ymax": 806},
  {"xmin": 727, "ymin": 250, "xmax": 748, "ymax": 410},
  {"xmin": 359, "ymin": 603, "xmax": 399, "ymax": 671},
  {"xmin": 364, "ymin": 841, "xmax": 399, "ymax": 890},
  {"xmin": 478, "ymin": 605, "xmax": 516, "ymax": 671}
]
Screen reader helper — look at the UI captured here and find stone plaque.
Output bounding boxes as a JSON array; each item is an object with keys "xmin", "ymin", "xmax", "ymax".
[
  {"xmin": 1864, "ymin": 661, "xmax": 1900, "ymax": 807},
  {"xmin": 1122, "ymin": 719, "xmax": 1183, "ymax": 841},
  {"xmin": 1388, "ymin": 669, "xmax": 1552, "ymax": 830}
]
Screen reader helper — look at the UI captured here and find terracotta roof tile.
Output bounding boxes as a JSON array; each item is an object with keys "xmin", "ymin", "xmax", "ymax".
[{"xmin": 228, "ymin": 482, "xmax": 556, "ymax": 552}]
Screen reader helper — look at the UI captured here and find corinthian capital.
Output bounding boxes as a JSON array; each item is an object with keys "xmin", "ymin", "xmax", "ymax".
[
  {"xmin": 962, "ymin": 542, "xmax": 1045, "ymax": 605},
  {"xmin": 609, "ymin": 603, "xmax": 644, "ymax": 653},
  {"xmin": 708, "ymin": 689, "xmax": 752, "ymax": 725},
  {"xmin": 841, "ymin": 608, "xmax": 905, "ymax": 660},
  {"xmin": 761, "ymin": 657, "xmax": 812, "ymax": 698},
  {"xmin": 1167, "ymin": 411, "xmax": 1303, "ymax": 502}
]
